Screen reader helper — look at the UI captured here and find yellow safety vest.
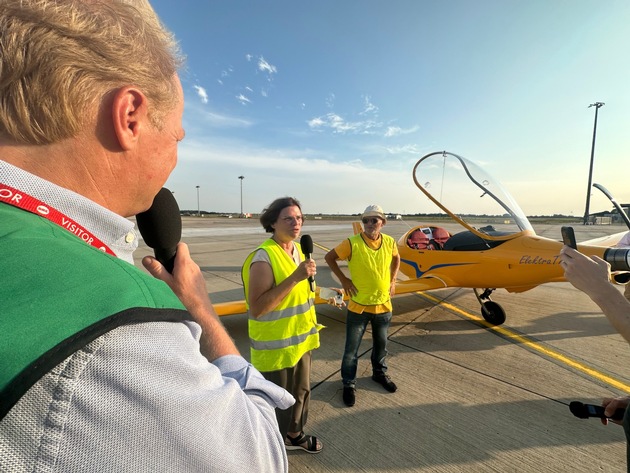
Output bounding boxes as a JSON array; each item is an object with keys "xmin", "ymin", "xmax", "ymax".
[
  {"xmin": 348, "ymin": 233, "xmax": 395, "ymax": 306},
  {"xmin": 242, "ymin": 239, "xmax": 320, "ymax": 372}
]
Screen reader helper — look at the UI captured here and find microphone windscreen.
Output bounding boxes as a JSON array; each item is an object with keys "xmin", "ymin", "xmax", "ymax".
[
  {"xmin": 300, "ymin": 234, "xmax": 313, "ymax": 255},
  {"xmin": 136, "ymin": 187, "xmax": 182, "ymax": 251}
]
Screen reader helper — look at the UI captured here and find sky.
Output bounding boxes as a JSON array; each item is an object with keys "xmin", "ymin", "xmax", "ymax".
[{"xmin": 150, "ymin": 0, "xmax": 630, "ymax": 217}]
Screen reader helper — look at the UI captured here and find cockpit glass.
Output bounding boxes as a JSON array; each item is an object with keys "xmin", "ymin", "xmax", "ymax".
[{"xmin": 414, "ymin": 152, "xmax": 533, "ymax": 233}]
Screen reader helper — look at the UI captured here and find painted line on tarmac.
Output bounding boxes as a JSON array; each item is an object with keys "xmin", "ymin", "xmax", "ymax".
[
  {"xmin": 313, "ymin": 242, "xmax": 329, "ymax": 252},
  {"xmin": 419, "ymin": 292, "xmax": 630, "ymax": 394}
]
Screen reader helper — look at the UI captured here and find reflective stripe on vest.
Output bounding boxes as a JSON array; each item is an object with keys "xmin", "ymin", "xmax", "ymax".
[
  {"xmin": 250, "ymin": 324, "xmax": 320, "ymax": 351},
  {"xmin": 242, "ymin": 239, "xmax": 320, "ymax": 372},
  {"xmin": 256, "ymin": 300, "xmax": 313, "ymax": 322},
  {"xmin": 348, "ymin": 233, "xmax": 395, "ymax": 306}
]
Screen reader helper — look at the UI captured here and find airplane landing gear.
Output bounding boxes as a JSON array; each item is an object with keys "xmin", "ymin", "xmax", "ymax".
[{"xmin": 474, "ymin": 288, "xmax": 506, "ymax": 326}]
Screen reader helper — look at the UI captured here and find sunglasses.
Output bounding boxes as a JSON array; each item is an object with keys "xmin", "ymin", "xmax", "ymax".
[{"xmin": 362, "ymin": 218, "xmax": 380, "ymax": 225}]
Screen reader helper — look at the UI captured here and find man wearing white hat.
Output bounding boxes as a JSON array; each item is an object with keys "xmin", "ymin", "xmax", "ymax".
[{"xmin": 324, "ymin": 205, "xmax": 400, "ymax": 407}]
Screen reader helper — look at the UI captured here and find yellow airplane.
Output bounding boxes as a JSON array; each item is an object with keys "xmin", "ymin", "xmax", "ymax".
[{"xmin": 213, "ymin": 151, "xmax": 630, "ymax": 325}]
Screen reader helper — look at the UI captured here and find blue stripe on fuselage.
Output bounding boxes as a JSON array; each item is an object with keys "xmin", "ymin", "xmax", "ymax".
[{"xmin": 401, "ymin": 258, "xmax": 475, "ymax": 278}]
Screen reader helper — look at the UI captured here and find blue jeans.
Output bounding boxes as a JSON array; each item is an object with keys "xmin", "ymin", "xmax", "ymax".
[{"xmin": 341, "ymin": 309, "xmax": 392, "ymax": 387}]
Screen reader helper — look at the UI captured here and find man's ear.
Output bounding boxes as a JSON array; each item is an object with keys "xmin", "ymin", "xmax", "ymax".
[{"xmin": 111, "ymin": 87, "xmax": 149, "ymax": 151}]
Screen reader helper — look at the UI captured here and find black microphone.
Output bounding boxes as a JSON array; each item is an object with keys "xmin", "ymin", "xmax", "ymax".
[
  {"xmin": 300, "ymin": 234, "xmax": 315, "ymax": 292},
  {"xmin": 569, "ymin": 401, "xmax": 625, "ymax": 421},
  {"xmin": 136, "ymin": 187, "xmax": 182, "ymax": 273}
]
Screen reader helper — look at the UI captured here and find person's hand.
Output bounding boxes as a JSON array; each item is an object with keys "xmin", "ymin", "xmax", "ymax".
[
  {"xmin": 601, "ymin": 396, "xmax": 630, "ymax": 426},
  {"xmin": 339, "ymin": 275, "xmax": 357, "ymax": 298},
  {"xmin": 326, "ymin": 288, "xmax": 346, "ymax": 309},
  {"xmin": 560, "ymin": 247, "xmax": 612, "ymax": 296},
  {"xmin": 390, "ymin": 280, "xmax": 396, "ymax": 297},
  {"xmin": 293, "ymin": 258, "xmax": 316, "ymax": 283},
  {"xmin": 143, "ymin": 242, "xmax": 239, "ymax": 360},
  {"xmin": 142, "ymin": 242, "xmax": 213, "ymax": 316}
]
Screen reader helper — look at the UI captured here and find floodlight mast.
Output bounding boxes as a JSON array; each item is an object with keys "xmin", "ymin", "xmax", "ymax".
[
  {"xmin": 238, "ymin": 175, "xmax": 245, "ymax": 216},
  {"xmin": 583, "ymin": 102, "xmax": 604, "ymax": 225},
  {"xmin": 196, "ymin": 185, "xmax": 200, "ymax": 217}
]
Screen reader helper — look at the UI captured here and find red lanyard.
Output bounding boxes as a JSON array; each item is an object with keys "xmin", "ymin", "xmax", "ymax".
[{"xmin": 0, "ymin": 182, "xmax": 116, "ymax": 256}]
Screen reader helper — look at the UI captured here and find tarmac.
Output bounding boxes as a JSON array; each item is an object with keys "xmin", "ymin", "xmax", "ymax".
[{"xmin": 134, "ymin": 217, "xmax": 630, "ymax": 472}]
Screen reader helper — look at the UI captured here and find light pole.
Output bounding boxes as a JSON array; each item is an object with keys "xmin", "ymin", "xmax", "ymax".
[
  {"xmin": 196, "ymin": 185, "xmax": 200, "ymax": 217},
  {"xmin": 238, "ymin": 175, "xmax": 244, "ymax": 217},
  {"xmin": 582, "ymin": 102, "xmax": 605, "ymax": 225}
]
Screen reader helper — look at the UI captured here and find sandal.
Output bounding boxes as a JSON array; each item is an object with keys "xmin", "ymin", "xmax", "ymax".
[{"xmin": 285, "ymin": 432, "xmax": 323, "ymax": 454}]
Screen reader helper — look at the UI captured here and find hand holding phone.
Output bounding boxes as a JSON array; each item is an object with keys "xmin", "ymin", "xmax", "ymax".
[
  {"xmin": 569, "ymin": 401, "xmax": 625, "ymax": 421},
  {"xmin": 320, "ymin": 287, "xmax": 345, "ymax": 308},
  {"xmin": 561, "ymin": 226, "xmax": 577, "ymax": 249}
]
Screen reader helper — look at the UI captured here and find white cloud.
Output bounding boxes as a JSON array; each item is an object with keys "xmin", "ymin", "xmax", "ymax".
[
  {"xmin": 193, "ymin": 85, "xmax": 208, "ymax": 104},
  {"xmin": 236, "ymin": 94, "xmax": 252, "ymax": 105},
  {"xmin": 325, "ymin": 93, "xmax": 335, "ymax": 109},
  {"xmin": 307, "ymin": 112, "xmax": 380, "ymax": 135},
  {"xmin": 257, "ymin": 56, "xmax": 277, "ymax": 77},
  {"xmin": 384, "ymin": 125, "xmax": 420, "ymax": 137},
  {"xmin": 307, "ymin": 117, "xmax": 326, "ymax": 128},
  {"xmin": 184, "ymin": 101, "xmax": 252, "ymax": 128},
  {"xmin": 383, "ymin": 144, "xmax": 423, "ymax": 155},
  {"xmin": 360, "ymin": 95, "xmax": 379, "ymax": 116}
]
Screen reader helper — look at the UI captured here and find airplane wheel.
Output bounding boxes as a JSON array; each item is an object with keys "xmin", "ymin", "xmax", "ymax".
[{"xmin": 481, "ymin": 301, "xmax": 506, "ymax": 326}]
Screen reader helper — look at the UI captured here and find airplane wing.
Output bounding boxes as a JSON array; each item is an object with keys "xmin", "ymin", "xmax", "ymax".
[
  {"xmin": 213, "ymin": 286, "xmax": 355, "ymax": 316},
  {"xmin": 214, "ymin": 300, "xmax": 247, "ymax": 317},
  {"xmin": 393, "ymin": 277, "xmax": 448, "ymax": 295},
  {"xmin": 213, "ymin": 277, "xmax": 450, "ymax": 316},
  {"xmin": 213, "ymin": 286, "xmax": 341, "ymax": 316},
  {"xmin": 580, "ymin": 231, "xmax": 627, "ymax": 248}
]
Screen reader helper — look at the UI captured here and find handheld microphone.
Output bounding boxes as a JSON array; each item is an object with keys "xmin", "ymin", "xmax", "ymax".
[
  {"xmin": 136, "ymin": 187, "xmax": 182, "ymax": 273},
  {"xmin": 569, "ymin": 401, "xmax": 625, "ymax": 421},
  {"xmin": 300, "ymin": 234, "xmax": 315, "ymax": 292}
]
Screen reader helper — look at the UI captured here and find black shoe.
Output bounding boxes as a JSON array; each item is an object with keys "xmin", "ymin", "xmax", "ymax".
[
  {"xmin": 342, "ymin": 386, "xmax": 356, "ymax": 407},
  {"xmin": 372, "ymin": 373, "xmax": 397, "ymax": 393}
]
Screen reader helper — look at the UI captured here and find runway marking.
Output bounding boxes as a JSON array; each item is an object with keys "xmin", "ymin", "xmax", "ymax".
[
  {"xmin": 419, "ymin": 292, "xmax": 630, "ymax": 394},
  {"xmin": 313, "ymin": 242, "xmax": 328, "ymax": 252}
]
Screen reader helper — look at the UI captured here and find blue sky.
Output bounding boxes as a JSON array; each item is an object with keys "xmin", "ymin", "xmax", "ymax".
[{"xmin": 151, "ymin": 0, "xmax": 630, "ymax": 217}]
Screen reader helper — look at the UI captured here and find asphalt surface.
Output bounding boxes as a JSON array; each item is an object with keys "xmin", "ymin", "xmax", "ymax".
[{"xmin": 134, "ymin": 217, "xmax": 630, "ymax": 472}]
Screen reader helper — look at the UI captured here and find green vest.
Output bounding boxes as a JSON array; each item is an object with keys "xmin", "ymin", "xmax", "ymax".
[
  {"xmin": 348, "ymin": 233, "xmax": 395, "ymax": 306},
  {"xmin": 242, "ymin": 239, "xmax": 320, "ymax": 372},
  {"xmin": 0, "ymin": 203, "xmax": 190, "ymax": 419}
]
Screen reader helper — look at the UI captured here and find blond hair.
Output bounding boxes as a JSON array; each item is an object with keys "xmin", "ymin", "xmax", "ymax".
[{"xmin": 0, "ymin": 0, "xmax": 184, "ymax": 144}]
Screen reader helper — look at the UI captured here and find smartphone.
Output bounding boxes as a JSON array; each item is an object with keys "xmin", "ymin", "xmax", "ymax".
[
  {"xmin": 320, "ymin": 287, "xmax": 344, "ymax": 305},
  {"xmin": 561, "ymin": 226, "xmax": 577, "ymax": 249},
  {"xmin": 570, "ymin": 401, "xmax": 625, "ymax": 421}
]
